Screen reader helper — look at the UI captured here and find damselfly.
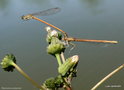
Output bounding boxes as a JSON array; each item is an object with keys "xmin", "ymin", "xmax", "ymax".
[
  {"xmin": 21, "ymin": 7, "xmax": 68, "ymax": 38},
  {"xmin": 22, "ymin": 8, "xmax": 118, "ymax": 45}
]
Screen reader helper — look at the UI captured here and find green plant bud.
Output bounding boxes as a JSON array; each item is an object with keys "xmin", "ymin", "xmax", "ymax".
[
  {"xmin": 54, "ymin": 75, "xmax": 64, "ymax": 88},
  {"xmin": 58, "ymin": 55, "xmax": 79, "ymax": 76},
  {"xmin": 46, "ymin": 29, "xmax": 62, "ymax": 44},
  {"xmin": 43, "ymin": 76, "xmax": 63, "ymax": 89},
  {"xmin": 49, "ymin": 30, "xmax": 62, "ymax": 40},
  {"xmin": 44, "ymin": 77, "xmax": 56, "ymax": 89},
  {"xmin": 1, "ymin": 54, "xmax": 16, "ymax": 72},
  {"xmin": 47, "ymin": 43, "xmax": 65, "ymax": 55},
  {"xmin": 47, "ymin": 37, "xmax": 65, "ymax": 55}
]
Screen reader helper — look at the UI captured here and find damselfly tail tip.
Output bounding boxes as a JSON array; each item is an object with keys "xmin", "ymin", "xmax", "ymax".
[
  {"xmin": 112, "ymin": 41, "xmax": 118, "ymax": 44},
  {"xmin": 101, "ymin": 40, "xmax": 118, "ymax": 44}
]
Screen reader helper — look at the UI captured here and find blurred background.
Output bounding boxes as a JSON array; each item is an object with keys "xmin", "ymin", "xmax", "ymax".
[{"xmin": 0, "ymin": 0, "xmax": 124, "ymax": 90}]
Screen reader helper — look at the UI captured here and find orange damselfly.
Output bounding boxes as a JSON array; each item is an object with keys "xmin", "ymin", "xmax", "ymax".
[
  {"xmin": 22, "ymin": 8, "xmax": 118, "ymax": 44},
  {"xmin": 21, "ymin": 7, "xmax": 68, "ymax": 38}
]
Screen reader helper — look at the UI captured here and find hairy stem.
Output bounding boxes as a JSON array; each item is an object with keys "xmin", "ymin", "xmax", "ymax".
[
  {"xmin": 11, "ymin": 62, "xmax": 45, "ymax": 90},
  {"xmin": 61, "ymin": 52, "xmax": 66, "ymax": 63},
  {"xmin": 55, "ymin": 53, "xmax": 62, "ymax": 66}
]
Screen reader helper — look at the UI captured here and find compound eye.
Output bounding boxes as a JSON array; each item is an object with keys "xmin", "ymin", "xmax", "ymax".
[{"xmin": 21, "ymin": 15, "xmax": 33, "ymax": 20}]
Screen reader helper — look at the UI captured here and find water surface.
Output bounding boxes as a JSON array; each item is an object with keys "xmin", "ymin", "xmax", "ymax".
[{"xmin": 0, "ymin": 0, "xmax": 124, "ymax": 90}]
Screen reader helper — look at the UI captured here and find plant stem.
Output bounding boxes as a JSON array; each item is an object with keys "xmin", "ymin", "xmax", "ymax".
[
  {"xmin": 11, "ymin": 62, "xmax": 45, "ymax": 90},
  {"xmin": 91, "ymin": 64, "xmax": 124, "ymax": 90},
  {"xmin": 61, "ymin": 52, "xmax": 66, "ymax": 63},
  {"xmin": 63, "ymin": 78, "xmax": 72, "ymax": 90},
  {"xmin": 55, "ymin": 53, "xmax": 62, "ymax": 66}
]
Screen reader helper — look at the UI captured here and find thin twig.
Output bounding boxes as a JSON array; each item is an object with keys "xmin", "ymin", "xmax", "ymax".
[{"xmin": 91, "ymin": 64, "xmax": 124, "ymax": 90}]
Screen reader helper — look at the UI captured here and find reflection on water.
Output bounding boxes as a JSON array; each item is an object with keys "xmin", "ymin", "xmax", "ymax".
[
  {"xmin": 83, "ymin": 0, "xmax": 101, "ymax": 7},
  {"xmin": 22, "ymin": 0, "xmax": 50, "ymax": 5},
  {"xmin": 81, "ymin": 0, "xmax": 104, "ymax": 14},
  {"xmin": 0, "ymin": 0, "xmax": 10, "ymax": 16},
  {"xmin": 0, "ymin": 0, "xmax": 9, "ymax": 10}
]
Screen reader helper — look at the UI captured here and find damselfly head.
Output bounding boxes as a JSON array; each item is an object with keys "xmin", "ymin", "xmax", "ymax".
[{"xmin": 21, "ymin": 14, "xmax": 33, "ymax": 20}]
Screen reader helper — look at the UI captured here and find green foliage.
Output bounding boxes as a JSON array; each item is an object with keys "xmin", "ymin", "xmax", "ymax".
[
  {"xmin": 0, "ymin": 27, "xmax": 79, "ymax": 90},
  {"xmin": 1, "ymin": 54, "xmax": 16, "ymax": 72},
  {"xmin": 43, "ymin": 75, "xmax": 64, "ymax": 90}
]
